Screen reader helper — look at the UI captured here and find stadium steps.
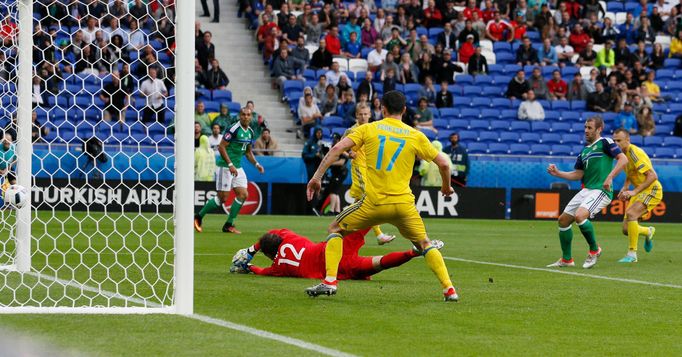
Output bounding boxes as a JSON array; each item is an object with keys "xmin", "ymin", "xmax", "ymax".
[{"xmin": 196, "ymin": 2, "xmax": 302, "ymax": 156}]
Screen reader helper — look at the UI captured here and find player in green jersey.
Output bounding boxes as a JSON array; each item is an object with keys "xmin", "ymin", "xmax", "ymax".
[
  {"xmin": 546, "ymin": 117, "xmax": 628, "ymax": 269},
  {"xmin": 194, "ymin": 107, "xmax": 265, "ymax": 234}
]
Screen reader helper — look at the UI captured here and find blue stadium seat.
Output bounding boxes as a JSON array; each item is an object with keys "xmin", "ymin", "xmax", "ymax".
[
  {"xmin": 561, "ymin": 67, "xmax": 578, "ymax": 78},
  {"xmin": 478, "ymin": 131, "xmax": 499, "ymax": 143},
  {"xmin": 480, "ymin": 109, "xmax": 500, "ymax": 120},
  {"xmin": 561, "ymin": 111, "xmax": 581, "ymax": 122},
  {"xmin": 660, "ymin": 114, "xmax": 677, "ymax": 124},
  {"xmin": 474, "ymin": 75, "xmax": 493, "ymax": 85},
  {"xmin": 520, "ymin": 132, "xmax": 541, "ymax": 143},
  {"xmin": 509, "ymin": 143, "xmax": 530, "ymax": 155},
  {"xmin": 664, "ymin": 58, "xmax": 681, "ymax": 68},
  {"xmin": 471, "ymin": 97, "xmax": 491, "ymax": 108},
  {"xmin": 504, "ymin": 64, "xmax": 522, "ymax": 73},
  {"xmin": 469, "ymin": 119, "xmax": 489, "ymax": 130},
  {"xmin": 303, "ymin": 69, "xmax": 317, "ymax": 80},
  {"xmin": 644, "ymin": 136, "xmax": 663, "ymax": 146},
  {"xmin": 448, "ymin": 84, "xmax": 462, "ymax": 95},
  {"xmin": 571, "ymin": 100, "xmax": 587, "ymax": 111},
  {"xmin": 493, "ymin": 42, "xmax": 512, "ymax": 53},
  {"xmin": 488, "ymin": 64, "xmax": 504, "ymax": 75},
  {"xmin": 493, "ymin": 75, "xmax": 513, "ymax": 85},
  {"xmin": 324, "ymin": 116, "xmax": 345, "ymax": 128},
  {"xmin": 656, "ymin": 69, "xmax": 675, "ymax": 80},
  {"xmin": 433, "ymin": 118, "xmax": 449, "ymax": 130},
  {"xmin": 463, "ymin": 86, "xmax": 482, "ymax": 97},
  {"xmin": 501, "ymin": 109, "xmax": 518, "ymax": 120},
  {"xmin": 458, "ymin": 130, "xmax": 479, "ymax": 142},
  {"xmin": 428, "ymin": 27, "xmax": 444, "ymax": 38},
  {"xmin": 492, "ymin": 98, "xmax": 512, "ymax": 109},
  {"xmin": 454, "ymin": 97, "xmax": 471, "ymax": 107},
  {"xmin": 667, "ymin": 81, "xmax": 682, "ymax": 92},
  {"xmin": 551, "ymin": 145, "xmax": 572, "ymax": 156},
  {"xmin": 657, "ymin": 124, "xmax": 673, "ymax": 135},
  {"xmin": 551, "ymin": 101, "xmax": 570, "ymax": 111},
  {"xmin": 629, "ymin": 135, "xmax": 643, "ymax": 146},
  {"xmin": 468, "ymin": 142, "xmax": 488, "ymax": 154},
  {"xmin": 499, "ymin": 132, "xmax": 520, "ymax": 143},
  {"xmin": 531, "ymin": 144, "xmax": 551, "ymax": 155},
  {"xmin": 606, "ymin": 2, "xmax": 623, "ymax": 11},
  {"xmin": 461, "ymin": 108, "xmax": 481, "ymax": 119},
  {"xmin": 496, "ymin": 52, "xmax": 515, "ymax": 64},
  {"xmin": 212, "ymin": 90, "xmax": 232, "ymax": 102},
  {"xmin": 654, "ymin": 147, "xmax": 676, "ymax": 158},
  {"xmin": 541, "ymin": 133, "xmax": 562, "ymax": 144},
  {"xmin": 420, "ymin": 128, "xmax": 437, "ymax": 140},
  {"xmin": 544, "ymin": 110, "xmax": 560, "ymax": 121},
  {"xmin": 449, "ymin": 119, "xmax": 468, "ymax": 129},
  {"xmin": 677, "ymin": 148, "xmax": 682, "ymax": 158},
  {"xmin": 482, "ymin": 86, "xmax": 503, "ymax": 97},
  {"xmin": 563, "ymin": 134, "xmax": 583, "ymax": 145},
  {"xmin": 439, "ymin": 108, "xmax": 459, "ymax": 118},
  {"xmin": 204, "ymin": 101, "xmax": 221, "ymax": 113},
  {"xmin": 541, "ymin": 66, "xmax": 560, "ymax": 76},
  {"xmin": 510, "ymin": 121, "xmax": 531, "ymax": 132},
  {"xmin": 663, "ymin": 136, "xmax": 682, "ymax": 147},
  {"xmin": 488, "ymin": 143, "xmax": 509, "ymax": 154},
  {"xmin": 490, "ymin": 120, "xmax": 510, "ymax": 131},
  {"xmin": 531, "ymin": 122, "xmax": 551, "ymax": 133},
  {"xmin": 570, "ymin": 145, "xmax": 583, "ymax": 155},
  {"xmin": 438, "ymin": 129, "xmax": 455, "ymax": 140},
  {"xmin": 457, "ymin": 75, "xmax": 475, "ymax": 85},
  {"xmin": 570, "ymin": 122, "xmax": 585, "ymax": 133}
]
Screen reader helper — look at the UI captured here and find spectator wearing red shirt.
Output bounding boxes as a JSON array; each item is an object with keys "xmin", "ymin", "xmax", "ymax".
[
  {"xmin": 480, "ymin": 0, "xmax": 496, "ymax": 22},
  {"xmin": 423, "ymin": 0, "xmax": 443, "ymax": 28},
  {"xmin": 0, "ymin": 18, "xmax": 17, "ymax": 46},
  {"xmin": 325, "ymin": 25, "xmax": 342, "ymax": 55},
  {"xmin": 568, "ymin": 24, "xmax": 591, "ymax": 54},
  {"xmin": 563, "ymin": 0, "xmax": 582, "ymax": 19},
  {"xmin": 462, "ymin": 0, "xmax": 482, "ymax": 20},
  {"xmin": 510, "ymin": 12, "xmax": 527, "ymax": 40},
  {"xmin": 547, "ymin": 70, "xmax": 568, "ymax": 100},
  {"xmin": 485, "ymin": 12, "xmax": 513, "ymax": 42},
  {"xmin": 459, "ymin": 34, "xmax": 476, "ymax": 63}
]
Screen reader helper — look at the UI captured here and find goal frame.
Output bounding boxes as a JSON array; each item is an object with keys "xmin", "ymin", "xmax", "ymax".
[{"xmin": 0, "ymin": 0, "xmax": 195, "ymax": 315}]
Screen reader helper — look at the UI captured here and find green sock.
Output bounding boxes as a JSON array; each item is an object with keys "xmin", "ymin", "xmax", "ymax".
[
  {"xmin": 226, "ymin": 199, "xmax": 244, "ymax": 225},
  {"xmin": 559, "ymin": 226, "xmax": 573, "ymax": 261},
  {"xmin": 199, "ymin": 197, "xmax": 220, "ymax": 218},
  {"xmin": 578, "ymin": 219, "xmax": 599, "ymax": 252}
]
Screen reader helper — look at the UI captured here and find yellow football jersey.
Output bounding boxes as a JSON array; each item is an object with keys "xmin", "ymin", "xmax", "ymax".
[
  {"xmin": 345, "ymin": 117, "xmax": 439, "ymax": 205},
  {"xmin": 625, "ymin": 144, "xmax": 661, "ymax": 189}
]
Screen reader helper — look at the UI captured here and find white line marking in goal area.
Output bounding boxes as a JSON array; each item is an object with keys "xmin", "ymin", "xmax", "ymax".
[
  {"xmin": 443, "ymin": 256, "xmax": 682, "ymax": 289},
  {"xmin": 187, "ymin": 314, "xmax": 358, "ymax": 357},
  {"xmin": 25, "ymin": 272, "xmax": 357, "ymax": 356}
]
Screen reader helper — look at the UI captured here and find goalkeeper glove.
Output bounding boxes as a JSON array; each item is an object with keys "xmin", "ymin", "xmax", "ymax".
[{"xmin": 232, "ymin": 248, "xmax": 254, "ymax": 268}]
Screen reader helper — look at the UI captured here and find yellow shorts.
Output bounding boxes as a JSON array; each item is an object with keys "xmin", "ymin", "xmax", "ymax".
[
  {"xmin": 335, "ymin": 197, "xmax": 427, "ymax": 242},
  {"xmin": 628, "ymin": 186, "xmax": 663, "ymax": 213}
]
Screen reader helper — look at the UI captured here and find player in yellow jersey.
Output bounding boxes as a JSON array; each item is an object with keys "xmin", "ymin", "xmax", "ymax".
[
  {"xmin": 305, "ymin": 91, "xmax": 458, "ymax": 301},
  {"xmin": 344, "ymin": 102, "xmax": 396, "ymax": 246},
  {"xmin": 612, "ymin": 128, "xmax": 662, "ymax": 263}
]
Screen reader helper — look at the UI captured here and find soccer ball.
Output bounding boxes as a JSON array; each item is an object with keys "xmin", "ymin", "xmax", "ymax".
[{"xmin": 4, "ymin": 184, "xmax": 29, "ymax": 209}]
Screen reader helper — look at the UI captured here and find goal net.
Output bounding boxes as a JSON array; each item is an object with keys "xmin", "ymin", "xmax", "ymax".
[{"xmin": 0, "ymin": 0, "xmax": 193, "ymax": 313}]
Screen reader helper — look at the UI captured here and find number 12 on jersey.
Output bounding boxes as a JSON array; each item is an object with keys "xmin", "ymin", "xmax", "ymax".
[{"xmin": 376, "ymin": 135, "xmax": 406, "ymax": 171}]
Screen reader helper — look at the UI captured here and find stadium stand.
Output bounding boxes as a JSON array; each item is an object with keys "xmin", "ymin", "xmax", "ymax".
[{"xmin": 232, "ymin": 0, "xmax": 682, "ymax": 158}]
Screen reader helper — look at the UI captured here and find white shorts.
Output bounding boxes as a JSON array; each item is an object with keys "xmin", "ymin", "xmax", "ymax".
[
  {"xmin": 563, "ymin": 188, "xmax": 612, "ymax": 219},
  {"xmin": 215, "ymin": 167, "xmax": 248, "ymax": 192}
]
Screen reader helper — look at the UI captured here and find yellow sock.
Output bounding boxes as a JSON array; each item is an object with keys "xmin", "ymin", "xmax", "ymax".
[
  {"xmin": 324, "ymin": 234, "xmax": 343, "ymax": 281},
  {"xmin": 627, "ymin": 220, "xmax": 641, "ymax": 251},
  {"xmin": 372, "ymin": 226, "xmax": 383, "ymax": 237},
  {"xmin": 424, "ymin": 247, "xmax": 453, "ymax": 289}
]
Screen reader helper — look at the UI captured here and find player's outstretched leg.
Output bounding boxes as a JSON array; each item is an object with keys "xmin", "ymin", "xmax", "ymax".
[
  {"xmin": 576, "ymin": 211, "xmax": 601, "ymax": 269},
  {"xmin": 372, "ymin": 225, "xmax": 395, "ymax": 245},
  {"xmin": 620, "ymin": 202, "xmax": 655, "ymax": 262},
  {"xmin": 306, "ymin": 232, "xmax": 343, "ymax": 297},
  {"xmin": 195, "ymin": 196, "xmax": 221, "ymax": 232},
  {"xmin": 223, "ymin": 188, "xmax": 247, "ymax": 234},
  {"xmin": 420, "ymin": 241, "xmax": 458, "ymax": 302},
  {"xmin": 548, "ymin": 213, "xmax": 576, "ymax": 267}
]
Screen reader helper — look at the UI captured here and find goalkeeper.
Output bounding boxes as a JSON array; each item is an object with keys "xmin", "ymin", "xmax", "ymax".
[{"xmin": 231, "ymin": 228, "xmax": 444, "ymax": 280}]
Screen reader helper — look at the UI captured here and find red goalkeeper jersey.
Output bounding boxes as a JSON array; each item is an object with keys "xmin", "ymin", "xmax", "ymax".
[{"xmin": 249, "ymin": 228, "xmax": 370, "ymax": 279}]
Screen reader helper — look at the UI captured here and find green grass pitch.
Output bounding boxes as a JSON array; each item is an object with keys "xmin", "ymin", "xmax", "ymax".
[{"xmin": 1, "ymin": 213, "xmax": 682, "ymax": 356}]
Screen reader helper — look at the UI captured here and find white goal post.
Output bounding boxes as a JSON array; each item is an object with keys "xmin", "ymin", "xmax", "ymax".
[{"xmin": 0, "ymin": 0, "xmax": 194, "ymax": 314}]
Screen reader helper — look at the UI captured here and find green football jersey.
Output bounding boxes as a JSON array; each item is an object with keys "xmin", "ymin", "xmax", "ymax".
[
  {"xmin": 574, "ymin": 137, "xmax": 622, "ymax": 198},
  {"xmin": 216, "ymin": 122, "xmax": 255, "ymax": 168}
]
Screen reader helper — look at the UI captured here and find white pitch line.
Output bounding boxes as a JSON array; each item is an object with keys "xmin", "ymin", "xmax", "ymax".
[
  {"xmin": 188, "ymin": 314, "xmax": 358, "ymax": 357},
  {"xmin": 443, "ymin": 256, "xmax": 682, "ymax": 289},
  {"xmin": 20, "ymin": 272, "xmax": 358, "ymax": 357}
]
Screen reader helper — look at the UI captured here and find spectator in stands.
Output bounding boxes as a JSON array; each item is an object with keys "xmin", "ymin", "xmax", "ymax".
[
  {"xmin": 418, "ymin": 76, "xmax": 437, "ymax": 106},
  {"xmin": 547, "ymin": 70, "xmax": 568, "ymax": 100},
  {"xmin": 435, "ymin": 80, "xmax": 453, "ymax": 108},
  {"xmin": 140, "ymin": 67, "xmax": 168, "ymax": 123},
  {"xmin": 336, "ymin": 74, "xmax": 354, "ymax": 99},
  {"xmin": 298, "ymin": 92, "xmax": 323, "ymax": 137},
  {"xmin": 568, "ymin": 24, "xmax": 591, "ymax": 54},
  {"xmin": 505, "ymin": 70, "xmax": 530, "ymax": 100},
  {"xmin": 254, "ymin": 128, "xmax": 279, "ymax": 156},
  {"xmin": 618, "ymin": 14, "xmax": 639, "ymax": 44},
  {"xmin": 423, "ymin": 0, "xmax": 443, "ymax": 28},
  {"xmin": 382, "ymin": 66, "xmax": 398, "ymax": 92},
  {"xmin": 528, "ymin": 67, "xmax": 549, "ymax": 99},
  {"xmin": 205, "ymin": 59, "xmax": 229, "ymax": 90},
  {"xmin": 459, "ymin": 34, "xmax": 476, "ymax": 64},
  {"xmin": 458, "ymin": 19, "xmax": 479, "ymax": 45},
  {"xmin": 631, "ymin": 41, "xmax": 649, "ymax": 68},
  {"xmin": 313, "ymin": 75, "xmax": 328, "ymax": 102},
  {"xmin": 318, "ymin": 3, "xmax": 337, "ymax": 27},
  {"xmin": 637, "ymin": 106, "xmax": 656, "ymax": 137},
  {"xmin": 129, "ymin": 0, "xmax": 150, "ymax": 22},
  {"xmin": 101, "ymin": 71, "xmax": 129, "ymax": 123},
  {"xmin": 442, "ymin": 1, "xmax": 458, "ymax": 24},
  {"xmin": 302, "ymin": 127, "xmax": 324, "ymax": 189},
  {"xmin": 386, "ymin": 28, "xmax": 407, "ymax": 52},
  {"xmin": 310, "ymin": 39, "xmax": 333, "ymax": 70},
  {"xmin": 82, "ymin": 16, "xmax": 100, "ymax": 44},
  {"xmin": 341, "ymin": 14, "xmax": 361, "ymax": 48},
  {"xmin": 555, "ymin": 36, "xmax": 575, "ymax": 68},
  {"xmin": 370, "ymin": 96, "xmax": 383, "ymax": 121},
  {"xmin": 598, "ymin": 17, "xmax": 619, "ymax": 44},
  {"xmin": 360, "ymin": 17, "xmax": 379, "ymax": 48},
  {"xmin": 272, "ymin": 49, "xmax": 302, "ymax": 101},
  {"xmin": 0, "ymin": 133, "xmax": 15, "ymax": 178},
  {"xmin": 194, "ymin": 122, "xmax": 202, "ymax": 148},
  {"xmin": 630, "ymin": 94, "xmax": 645, "ymax": 116},
  {"xmin": 636, "ymin": 18, "xmax": 656, "ymax": 44},
  {"xmin": 418, "ymin": 140, "xmax": 449, "ymax": 187},
  {"xmin": 623, "ymin": 70, "xmax": 640, "ymax": 95},
  {"xmin": 75, "ymin": 45, "xmax": 99, "ymax": 75},
  {"xmin": 567, "ymin": 73, "xmax": 589, "ymax": 101},
  {"xmin": 642, "ymin": 71, "xmax": 662, "ymax": 102},
  {"xmin": 614, "ymin": 102, "xmax": 638, "ymax": 134},
  {"xmin": 290, "ymin": 37, "xmax": 310, "ymax": 72},
  {"xmin": 594, "ymin": 40, "xmax": 615, "ymax": 68},
  {"xmin": 282, "ymin": 14, "xmax": 304, "ymax": 44},
  {"xmin": 614, "ymin": 39, "xmax": 631, "ymax": 66},
  {"xmin": 437, "ymin": 22, "xmax": 457, "ymax": 51},
  {"xmin": 444, "ymin": 133, "xmax": 469, "ymax": 187},
  {"xmin": 276, "ymin": 3, "xmax": 291, "ymax": 27},
  {"xmin": 518, "ymin": 90, "xmax": 545, "ymax": 121},
  {"xmin": 398, "ymin": 53, "xmax": 419, "ymax": 84},
  {"xmin": 649, "ymin": 43, "xmax": 666, "ymax": 70},
  {"xmin": 196, "ymin": 31, "xmax": 215, "ymax": 70},
  {"xmin": 467, "ymin": 47, "xmax": 488, "ymax": 75},
  {"xmin": 195, "ymin": 101, "xmax": 212, "ymax": 135},
  {"xmin": 533, "ymin": 4, "xmax": 553, "ymax": 29},
  {"xmin": 516, "ymin": 37, "xmax": 539, "ymax": 66},
  {"xmin": 486, "ymin": 11, "xmax": 513, "ymax": 43},
  {"xmin": 584, "ymin": 67, "xmax": 598, "ymax": 93},
  {"xmin": 414, "ymin": 97, "xmax": 436, "ymax": 133},
  {"xmin": 379, "ymin": 14, "xmax": 398, "ymax": 41},
  {"xmin": 538, "ymin": 38, "xmax": 558, "ymax": 66},
  {"xmin": 320, "ymin": 84, "xmax": 338, "ymax": 116},
  {"xmin": 336, "ymin": 90, "xmax": 357, "ymax": 124},
  {"xmin": 195, "ymin": 135, "xmax": 215, "ymax": 181},
  {"xmin": 343, "ymin": 31, "xmax": 362, "ymax": 58},
  {"xmin": 367, "ymin": 39, "xmax": 388, "ymax": 73},
  {"xmin": 305, "ymin": 14, "xmax": 323, "ymax": 45},
  {"xmin": 31, "ymin": 111, "xmax": 48, "ymax": 143},
  {"xmin": 324, "ymin": 26, "xmax": 342, "ymax": 56},
  {"xmin": 417, "ymin": 52, "xmax": 436, "ymax": 83},
  {"xmin": 212, "ymin": 103, "xmax": 233, "ymax": 133},
  {"xmin": 434, "ymin": 50, "xmax": 463, "ymax": 84},
  {"xmin": 463, "ymin": 0, "xmax": 482, "ymax": 20},
  {"xmin": 510, "ymin": 12, "xmax": 527, "ymax": 41},
  {"xmin": 541, "ymin": 16, "xmax": 557, "ymax": 42},
  {"xmin": 670, "ymin": 30, "xmax": 682, "ymax": 59},
  {"xmin": 323, "ymin": 62, "xmax": 342, "ymax": 86},
  {"xmin": 587, "ymin": 81, "xmax": 612, "ymax": 112},
  {"xmin": 578, "ymin": 41, "xmax": 597, "ymax": 67},
  {"xmin": 352, "ymin": 71, "xmax": 372, "ymax": 99}
]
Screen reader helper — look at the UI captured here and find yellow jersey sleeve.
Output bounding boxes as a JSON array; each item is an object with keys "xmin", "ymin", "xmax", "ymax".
[
  {"xmin": 414, "ymin": 131, "xmax": 439, "ymax": 162},
  {"xmin": 632, "ymin": 147, "xmax": 653, "ymax": 175},
  {"xmin": 346, "ymin": 123, "xmax": 367, "ymax": 150}
]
